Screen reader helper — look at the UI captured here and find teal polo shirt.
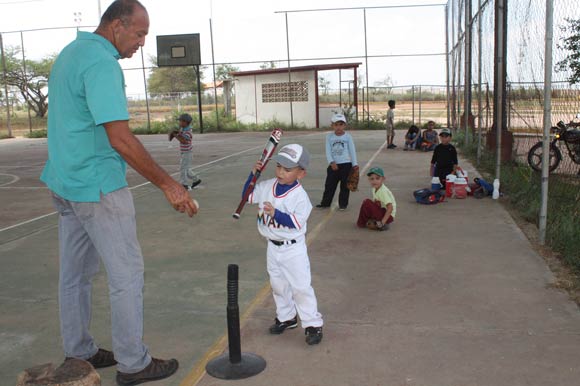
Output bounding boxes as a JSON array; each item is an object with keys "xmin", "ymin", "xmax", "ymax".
[{"xmin": 40, "ymin": 31, "xmax": 130, "ymax": 202}]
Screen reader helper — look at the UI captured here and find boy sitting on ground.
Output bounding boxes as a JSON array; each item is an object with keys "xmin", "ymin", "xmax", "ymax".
[{"xmin": 356, "ymin": 167, "xmax": 396, "ymax": 231}]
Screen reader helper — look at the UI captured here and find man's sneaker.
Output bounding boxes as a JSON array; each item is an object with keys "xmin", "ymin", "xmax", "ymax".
[
  {"xmin": 315, "ymin": 204, "xmax": 330, "ymax": 209},
  {"xmin": 191, "ymin": 179, "xmax": 202, "ymax": 189},
  {"xmin": 182, "ymin": 184, "xmax": 192, "ymax": 191},
  {"xmin": 269, "ymin": 316, "xmax": 298, "ymax": 334},
  {"xmin": 116, "ymin": 357, "xmax": 179, "ymax": 386},
  {"xmin": 66, "ymin": 348, "xmax": 117, "ymax": 369},
  {"xmin": 305, "ymin": 326, "xmax": 323, "ymax": 345}
]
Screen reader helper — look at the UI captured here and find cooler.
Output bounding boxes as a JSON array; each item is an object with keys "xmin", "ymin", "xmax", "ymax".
[
  {"xmin": 454, "ymin": 177, "xmax": 468, "ymax": 199},
  {"xmin": 445, "ymin": 174, "xmax": 456, "ymax": 198},
  {"xmin": 431, "ymin": 176, "xmax": 442, "ymax": 192}
]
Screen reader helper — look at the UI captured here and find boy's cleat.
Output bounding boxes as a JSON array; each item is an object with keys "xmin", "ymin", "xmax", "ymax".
[
  {"xmin": 191, "ymin": 179, "xmax": 202, "ymax": 189},
  {"xmin": 315, "ymin": 204, "xmax": 330, "ymax": 209},
  {"xmin": 182, "ymin": 184, "xmax": 192, "ymax": 191},
  {"xmin": 305, "ymin": 326, "xmax": 323, "ymax": 345},
  {"xmin": 269, "ymin": 316, "xmax": 298, "ymax": 334}
]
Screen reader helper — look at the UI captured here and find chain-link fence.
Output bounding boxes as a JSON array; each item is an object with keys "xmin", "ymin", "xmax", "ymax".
[
  {"xmin": 447, "ymin": 0, "xmax": 580, "ymax": 268},
  {"xmin": 1, "ymin": 3, "xmax": 451, "ymax": 136}
]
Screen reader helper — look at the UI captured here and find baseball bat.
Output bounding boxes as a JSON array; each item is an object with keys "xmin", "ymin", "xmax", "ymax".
[{"xmin": 233, "ymin": 128, "xmax": 283, "ymax": 219}]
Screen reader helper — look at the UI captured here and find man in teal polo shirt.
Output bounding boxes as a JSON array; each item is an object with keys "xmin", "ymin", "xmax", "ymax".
[{"xmin": 40, "ymin": 1, "xmax": 197, "ymax": 385}]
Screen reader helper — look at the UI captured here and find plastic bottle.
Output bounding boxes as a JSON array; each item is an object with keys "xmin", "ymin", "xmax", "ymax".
[{"xmin": 492, "ymin": 179, "xmax": 500, "ymax": 200}]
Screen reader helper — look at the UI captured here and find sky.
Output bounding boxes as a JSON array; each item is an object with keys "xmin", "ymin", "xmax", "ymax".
[{"xmin": 0, "ymin": 0, "xmax": 448, "ymax": 96}]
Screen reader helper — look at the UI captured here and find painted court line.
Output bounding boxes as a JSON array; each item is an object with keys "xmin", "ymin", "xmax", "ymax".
[
  {"xmin": 180, "ymin": 140, "xmax": 388, "ymax": 386},
  {"xmin": 0, "ymin": 132, "xmax": 325, "ymax": 234},
  {"xmin": 0, "ymin": 145, "xmax": 264, "ymax": 234}
]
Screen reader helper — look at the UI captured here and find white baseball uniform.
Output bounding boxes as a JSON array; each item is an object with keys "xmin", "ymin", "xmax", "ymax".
[{"xmin": 249, "ymin": 177, "xmax": 323, "ymax": 328}]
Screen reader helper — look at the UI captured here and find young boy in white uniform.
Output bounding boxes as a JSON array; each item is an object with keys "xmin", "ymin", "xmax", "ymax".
[{"xmin": 244, "ymin": 144, "xmax": 324, "ymax": 345}]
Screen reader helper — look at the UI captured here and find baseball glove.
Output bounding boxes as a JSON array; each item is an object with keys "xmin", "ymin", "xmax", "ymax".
[
  {"xmin": 346, "ymin": 166, "xmax": 360, "ymax": 192},
  {"xmin": 168, "ymin": 129, "xmax": 179, "ymax": 141}
]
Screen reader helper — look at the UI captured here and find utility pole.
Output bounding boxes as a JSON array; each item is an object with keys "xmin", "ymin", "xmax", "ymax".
[{"xmin": 0, "ymin": 33, "xmax": 12, "ymax": 137}]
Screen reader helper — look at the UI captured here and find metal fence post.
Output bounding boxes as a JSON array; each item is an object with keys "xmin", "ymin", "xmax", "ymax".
[
  {"xmin": 419, "ymin": 85, "xmax": 422, "ymax": 125},
  {"xmin": 476, "ymin": 0, "xmax": 483, "ymax": 165},
  {"xmin": 539, "ymin": 0, "xmax": 554, "ymax": 245},
  {"xmin": 139, "ymin": 47, "xmax": 151, "ymax": 131},
  {"xmin": 464, "ymin": 0, "xmax": 472, "ymax": 146},
  {"xmin": 210, "ymin": 18, "xmax": 220, "ymax": 131},
  {"xmin": 20, "ymin": 31, "xmax": 33, "ymax": 133},
  {"xmin": 0, "ymin": 33, "xmax": 12, "ymax": 137},
  {"xmin": 493, "ymin": 0, "xmax": 507, "ymax": 181},
  {"xmin": 412, "ymin": 85, "xmax": 415, "ymax": 123},
  {"xmin": 445, "ymin": 4, "xmax": 451, "ymax": 128}
]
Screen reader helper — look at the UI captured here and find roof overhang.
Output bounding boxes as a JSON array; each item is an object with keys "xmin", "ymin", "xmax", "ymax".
[{"xmin": 230, "ymin": 62, "xmax": 362, "ymax": 77}]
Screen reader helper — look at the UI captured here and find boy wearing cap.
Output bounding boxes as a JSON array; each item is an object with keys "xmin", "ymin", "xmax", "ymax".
[
  {"xmin": 316, "ymin": 113, "xmax": 358, "ymax": 210},
  {"xmin": 356, "ymin": 167, "xmax": 396, "ymax": 231},
  {"xmin": 430, "ymin": 128, "xmax": 458, "ymax": 187},
  {"xmin": 244, "ymin": 144, "xmax": 324, "ymax": 345},
  {"xmin": 173, "ymin": 113, "xmax": 201, "ymax": 190}
]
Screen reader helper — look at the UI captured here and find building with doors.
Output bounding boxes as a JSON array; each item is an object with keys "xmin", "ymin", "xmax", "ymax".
[{"xmin": 230, "ymin": 63, "xmax": 361, "ymax": 128}]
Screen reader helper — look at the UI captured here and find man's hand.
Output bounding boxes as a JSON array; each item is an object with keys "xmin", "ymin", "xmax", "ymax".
[
  {"xmin": 104, "ymin": 120, "xmax": 198, "ymax": 217},
  {"xmin": 330, "ymin": 162, "xmax": 338, "ymax": 171},
  {"xmin": 163, "ymin": 182, "xmax": 198, "ymax": 217}
]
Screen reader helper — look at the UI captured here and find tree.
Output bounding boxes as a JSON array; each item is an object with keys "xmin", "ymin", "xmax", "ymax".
[
  {"xmin": 556, "ymin": 18, "xmax": 580, "ymax": 85},
  {"xmin": 318, "ymin": 76, "xmax": 330, "ymax": 95},
  {"xmin": 215, "ymin": 64, "xmax": 239, "ymax": 81},
  {"xmin": 147, "ymin": 55, "xmax": 204, "ymax": 95},
  {"xmin": 0, "ymin": 46, "xmax": 54, "ymax": 117},
  {"xmin": 259, "ymin": 61, "xmax": 276, "ymax": 70},
  {"xmin": 373, "ymin": 75, "xmax": 394, "ymax": 89}
]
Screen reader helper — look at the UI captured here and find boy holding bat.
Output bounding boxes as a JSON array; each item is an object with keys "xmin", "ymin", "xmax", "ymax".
[{"xmin": 242, "ymin": 144, "xmax": 324, "ymax": 345}]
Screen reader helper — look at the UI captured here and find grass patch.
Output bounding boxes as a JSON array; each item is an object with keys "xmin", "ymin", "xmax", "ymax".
[
  {"xmin": 454, "ymin": 131, "xmax": 580, "ymax": 276},
  {"xmin": 26, "ymin": 129, "xmax": 48, "ymax": 138}
]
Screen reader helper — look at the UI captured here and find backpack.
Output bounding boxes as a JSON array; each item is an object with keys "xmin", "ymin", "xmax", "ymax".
[
  {"xmin": 474, "ymin": 178, "xmax": 493, "ymax": 196},
  {"xmin": 413, "ymin": 188, "xmax": 445, "ymax": 205}
]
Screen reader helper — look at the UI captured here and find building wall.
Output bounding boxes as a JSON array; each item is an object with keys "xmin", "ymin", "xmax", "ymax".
[{"xmin": 234, "ymin": 71, "xmax": 317, "ymax": 128}]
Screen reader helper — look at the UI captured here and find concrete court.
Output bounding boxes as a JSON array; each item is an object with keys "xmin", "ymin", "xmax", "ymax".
[{"xmin": 1, "ymin": 131, "xmax": 580, "ymax": 386}]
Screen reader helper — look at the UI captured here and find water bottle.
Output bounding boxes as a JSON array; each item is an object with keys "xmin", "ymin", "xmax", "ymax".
[
  {"xmin": 492, "ymin": 179, "xmax": 500, "ymax": 200},
  {"xmin": 431, "ymin": 176, "xmax": 441, "ymax": 191}
]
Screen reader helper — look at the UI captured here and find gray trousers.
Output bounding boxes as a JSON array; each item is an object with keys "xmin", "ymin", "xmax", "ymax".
[
  {"xmin": 179, "ymin": 150, "xmax": 199, "ymax": 185},
  {"xmin": 50, "ymin": 188, "xmax": 151, "ymax": 373}
]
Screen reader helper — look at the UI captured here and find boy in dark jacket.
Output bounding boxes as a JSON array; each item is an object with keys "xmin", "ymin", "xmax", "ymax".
[{"xmin": 430, "ymin": 128, "xmax": 458, "ymax": 187}]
